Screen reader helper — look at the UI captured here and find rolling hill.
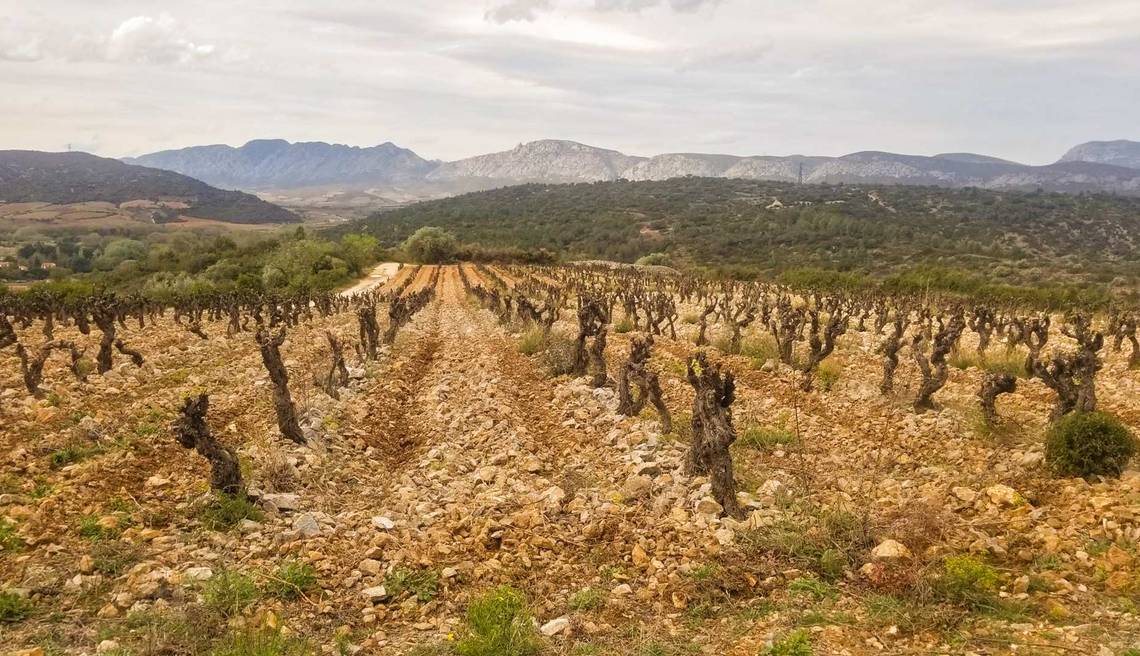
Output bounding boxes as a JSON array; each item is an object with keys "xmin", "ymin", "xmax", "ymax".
[{"xmin": 0, "ymin": 150, "xmax": 298, "ymax": 224}]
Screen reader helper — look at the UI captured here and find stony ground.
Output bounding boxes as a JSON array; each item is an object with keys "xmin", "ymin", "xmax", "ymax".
[{"xmin": 2, "ymin": 264, "xmax": 1139, "ymax": 656}]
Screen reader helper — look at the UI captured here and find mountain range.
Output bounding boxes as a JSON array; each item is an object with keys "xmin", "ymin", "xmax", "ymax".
[
  {"xmin": 123, "ymin": 138, "xmax": 1140, "ymax": 198},
  {"xmin": 0, "ymin": 151, "xmax": 298, "ymax": 224}
]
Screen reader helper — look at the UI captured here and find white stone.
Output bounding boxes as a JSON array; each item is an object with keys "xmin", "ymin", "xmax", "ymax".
[
  {"xmin": 292, "ymin": 513, "xmax": 321, "ymax": 537},
  {"xmin": 184, "ymin": 567, "xmax": 213, "ymax": 581},
  {"xmin": 371, "ymin": 516, "xmax": 395, "ymax": 530},
  {"xmin": 871, "ymin": 539, "xmax": 912, "ymax": 561},
  {"xmin": 540, "ymin": 617, "xmax": 571, "ymax": 636}
]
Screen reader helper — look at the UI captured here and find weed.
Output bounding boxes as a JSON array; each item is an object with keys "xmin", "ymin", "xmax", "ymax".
[
  {"xmin": 739, "ymin": 425, "xmax": 799, "ymax": 451},
  {"xmin": 1045, "ymin": 411, "xmax": 1136, "ymax": 479},
  {"xmin": 517, "ymin": 326, "xmax": 547, "ymax": 355},
  {"xmin": 0, "ymin": 590, "xmax": 33, "ymax": 622},
  {"xmin": 385, "ymin": 566, "xmax": 439, "ymax": 603},
  {"xmin": 455, "ymin": 586, "xmax": 541, "ymax": 656},
  {"xmin": 50, "ymin": 444, "xmax": 102, "ymax": 469},
  {"xmin": 936, "ymin": 555, "xmax": 1000, "ymax": 608},
  {"xmin": 614, "ymin": 317, "xmax": 634, "ymax": 334},
  {"xmin": 209, "ymin": 627, "xmax": 312, "ymax": 656},
  {"xmin": 91, "ymin": 542, "xmax": 143, "ymax": 577},
  {"xmin": 203, "ymin": 569, "xmax": 260, "ymax": 617},
  {"xmin": 948, "ymin": 350, "xmax": 1027, "ymax": 378},
  {"xmin": 761, "ymin": 629, "xmax": 811, "ymax": 656},
  {"xmin": 787, "ymin": 576, "xmax": 836, "ymax": 600},
  {"xmin": 266, "ymin": 560, "xmax": 318, "ymax": 600},
  {"xmin": 0, "ymin": 518, "xmax": 25, "ymax": 551},
  {"xmin": 200, "ymin": 493, "xmax": 263, "ymax": 531},
  {"xmin": 77, "ymin": 515, "xmax": 120, "ymax": 541},
  {"xmin": 569, "ymin": 587, "xmax": 604, "ymax": 612},
  {"xmin": 814, "ymin": 361, "xmax": 841, "ymax": 391}
]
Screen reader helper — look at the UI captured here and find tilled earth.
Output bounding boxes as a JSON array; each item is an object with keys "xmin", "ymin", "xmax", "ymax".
[{"xmin": 2, "ymin": 264, "xmax": 1139, "ymax": 655}]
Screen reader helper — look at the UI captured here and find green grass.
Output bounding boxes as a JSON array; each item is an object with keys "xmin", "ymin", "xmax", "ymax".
[
  {"xmin": 569, "ymin": 587, "xmax": 605, "ymax": 612},
  {"xmin": 814, "ymin": 361, "xmax": 841, "ymax": 391},
  {"xmin": 455, "ymin": 586, "xmax": 541, "ymax": 656},
  {"xmin": 49, "ymin": 443, "xmax": 103, "ymax": 469},
  {"xmin": 517, "ymin": 326, "xmax": 547, "ymax": 355},
  {"xmin": 787, "ymin": 576, "xmax": 837, "ymax": 600},
  {"xmin": 384, "ymin": 566, "xmax": 439, "ymax": 603},
  {"xmin": 203, "ymin": 569, "xmax": 260, "ymax": 618},
  {"xmin": 614, "ymin": 317, "xmax": 634, "ymax": 334},
  {"xmin": 738, "ymin": 425, "xmax": 800, "ymax": 451},
  {"xmin": 0, "ymin": 518, "xmax": 25, "ymax": 551},
  {"xmin": 209, "ymin": 627, "xmax": 312, "ymax": 656},
  {"xmin": 761, "ymin": 629, "xmax": 811, "ymax": 656},
  {"xmin": 200, "ymin": 493, "xmax": 263, "ymax": 531},
  {"xmin": 77, "ymin": 515, "xmax": 120, "ymax": 541},
  {"xmin": 739, "ymin": 506, "xmax": 872, "ymax": 582},
  {"xmin": 91, "ymin": 542, "xmax": 143, "ymax": 577},
  {"xmin": 265, "ymin": 560, "xmax": 318, "ymax": 600},
  {"xmin": 0, "ymin": 590, "xmax": 33, "ymax": 623}
]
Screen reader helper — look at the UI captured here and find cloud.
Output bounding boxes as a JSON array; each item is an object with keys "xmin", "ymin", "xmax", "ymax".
[
  {"xmin": 594, "ymin": 0, "xmax": 720, "ymax": 12},
  {"xmin": 0, "ymin": 13, "xmax": 216, "ymax": 65},
  {"xmin": 106, "ymin": 14, "xmax": 216, "ymax": 64},
  {"xmin": 485, "ymin": 0, "xmax": 555, "ymax": 23}
]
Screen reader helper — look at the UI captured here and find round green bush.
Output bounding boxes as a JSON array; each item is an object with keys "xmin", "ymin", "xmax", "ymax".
[{"xmin": 1045, "ymin": 411, "xmax": 1136, "ymax": 478}]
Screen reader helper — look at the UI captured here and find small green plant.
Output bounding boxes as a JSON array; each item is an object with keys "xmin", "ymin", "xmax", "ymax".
[
  {"xmin": 31, "ymin": 479, "xmax": 52, "ymax": 498},
  {"xmin": 77, "ymin": 515, "xmax": 120, "ymax": 541},
  {"xmin": 203, "ymin": 569, "xmax": 260, "ymax": 617},
  {"xmin": 568, "ymin": 586, "xmax": 604, "ymax": 612},
  {"xmin": 1045, "ymin": 411, "xmax": 1136, "ymax": 478},
  {"xmin": 540, "ymin": 333, "xmax": 577, "ymax": 377},
  {"xmin": 455, "ymin": 586, "xmax": 541, "ymax": 656},
  {"xmin": 517, "ymin": 326, "xmax": 547, "ymax": 355},
  {"xmin": 91, "ymin": 542, "xmax": 143, "ymax": 577},
  {"xmin": 814, "ymin": 361, "xmax": 841, "ymax": 391},
  {"xmin": 614, "ymin": 317, "xmax": 634, "ymax": 334},
  {"xmin": 108, "ymin": 496, "xmax": 135, "ymax": 513},
  {"xmin": 688, "ymin": 563, "xmax": 719, "ymax": 581},
  {"xmin": 739, "ymin": 425, "xmax": 799, "ymax": 451},
  {"xmin": 787, "ymin": 576, "xmax": 836, "ymax": 600},
  {"xmin": 0, "ymin": 518, "xmax": 24, "ymax": 551},
  {"xmin": 266, "ymin": 560, "xmax": 318, "ymax": 600},
  {"xmin": 50, "ymin": 444, "xmax": 102, "ymax": 469},
  {"xmin": 200, "ymin": 493, "xmax": 263, "ymax": 531},
  {"xmin": 761, "ymin": 629, "xmax": 811, "ymax": 656},
  {"xmin": 0, "ymin": 590, "xmax": 33, "ymax": 622},
  {"xmin": 385, "ymin": 566, "xmax": 439, "ymax": 602},
  {"xmin": 209, "ymin": 627, "xmax": 312, "ymax": 656},
  {"xmin": 937, "ymin": 555, "xmax": 1000, "ymax": 608},
  {"xmin": 949, "ymin": 350, "xmax": 1027, "ymax": 378}
]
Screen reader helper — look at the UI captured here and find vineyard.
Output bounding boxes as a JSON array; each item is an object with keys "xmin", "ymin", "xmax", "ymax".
[{"xmin": 2, "ymin": 262, "xmax": 1139, "ymax": 655}]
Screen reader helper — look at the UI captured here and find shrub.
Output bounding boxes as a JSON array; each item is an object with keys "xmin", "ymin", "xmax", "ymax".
[
  {"xmin": 0, "ymin": 590, "xmax": 33, "ymax": 622},
  {"xmin": 948, "ymin": 350, "xmax": 1027, "ymax": 377},
  {"xmin": 455, "ymin": 586, "xmax": 541, "ymax": 656},
  {"xmin": 200, "ymin": 493, "xmax": 264, "ymax": 531},
  {"xmin": 1045, "ymin": 411, "xmax": 1136, "ymax": 478},
  {"xmin": 814, "ymin": 361, "xmax": 841, "ymax": 391},
  {"xmin": 517, "ymin": 326, "xmax": 547, "ymax": 355},
  {"xmin": 937, "ymin": 555, "xmax": 1000, "ymax": 607},
  {"xmin": 613, "ymin": 317, "xmax": 634, "ymax": 334},
  {"xmin": 209, "ymin": 627, "xmax": 312, "ymax": 656},
  {"xmin": 540, "ymin": 333, "xmax": 577, "ymax": 377},
  {"xmin": 266, "ymin": 560, "xmax": 318, "ymax": 600},
  {"xmin": 203, "ymin": 569, "xmax": 260, "ymax": 617},
  {"xmin": 761, "ymin": 629, "xmax": 811, "ymax": 656},
  {"xmin": 384, "ymin": 566, "xmax": 439, "ymax": 603},
  {"xmin": 402, "ymin": 227, "xmax": 458, "ymax": 264}
]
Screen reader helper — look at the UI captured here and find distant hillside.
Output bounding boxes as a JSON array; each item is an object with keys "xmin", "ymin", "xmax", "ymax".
[
  {"xmin": 124, "ymin": 139, "xmax": 437, "ymax": 190},
  {"xmin": 1060, "ymin": 140, "xmax": 1140, "ymax": 170},
  {"xmin": 129, "ymin": 138, "xmax": 1140, "ymax": 198},
  {"xmin": 0, "ymin": 150, "xmax": 298, "ymax": 224},
  {"xmin": 339, "ymin": 177, "xmax": 1140, "ymax": 288}
]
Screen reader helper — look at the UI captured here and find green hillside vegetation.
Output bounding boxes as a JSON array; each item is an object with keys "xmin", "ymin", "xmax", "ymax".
[{"xmin": 339, "ymin": 178, "xmax": 1140, "ymax": 303}]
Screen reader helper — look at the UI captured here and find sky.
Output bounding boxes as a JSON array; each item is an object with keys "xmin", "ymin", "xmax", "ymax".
[{"xmin": 1, "ymin": 0, "xmax": 1137, "ymax": 164}]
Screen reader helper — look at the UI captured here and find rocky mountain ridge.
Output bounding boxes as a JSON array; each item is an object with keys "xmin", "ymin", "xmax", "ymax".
[{"xmin": 123, "ymin": 138, "xmax": 1140, "ymax": 197}]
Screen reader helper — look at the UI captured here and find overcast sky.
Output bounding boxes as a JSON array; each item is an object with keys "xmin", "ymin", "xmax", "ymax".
[{"xmin": 1, "ymin": 0, "xmax": 1137, "ymax": 164}]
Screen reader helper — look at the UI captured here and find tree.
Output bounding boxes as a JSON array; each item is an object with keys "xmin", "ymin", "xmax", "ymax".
[{"xmin": 402, "ymin": 227, "xmax": 458, "ymax": 264}]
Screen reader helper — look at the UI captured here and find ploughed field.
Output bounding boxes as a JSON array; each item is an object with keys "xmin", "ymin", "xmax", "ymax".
[{"xmin": 1, "ymin": 263, "xmax": 1139, "ymax": 655}]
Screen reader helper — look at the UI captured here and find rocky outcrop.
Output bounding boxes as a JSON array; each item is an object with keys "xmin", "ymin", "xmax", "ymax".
[{"xmin": 1059, "ymin": 139, "xmax": 1140, "ymax": 170}]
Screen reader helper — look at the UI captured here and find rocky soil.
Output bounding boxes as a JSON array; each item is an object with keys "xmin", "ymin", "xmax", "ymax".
[{"xmin": 2, "ymin": 264, "xmax": 1139, "ymax": 655}]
